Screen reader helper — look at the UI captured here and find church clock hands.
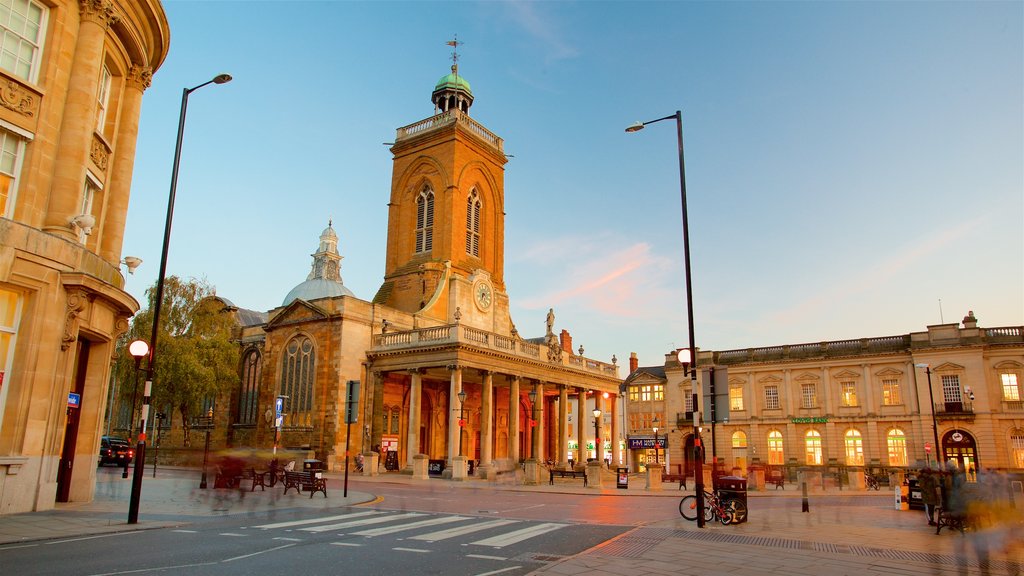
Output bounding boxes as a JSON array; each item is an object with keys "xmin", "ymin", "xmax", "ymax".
[{"xmin": 474, "ymin": 282, "xmax": 492, "ymax": 310}]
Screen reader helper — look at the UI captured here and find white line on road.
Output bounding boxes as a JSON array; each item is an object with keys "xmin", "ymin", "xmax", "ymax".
[
  {"xmin": 300, "ymin": 512, "xmax": 426, "ymax": 533},
  {"xmin": 223, "ymin": 542, "xmax": 296, "ymax": 562},
  {"xmin": 392, "ymin": 547, "xmax": 430, "ymax": 553},
  {"xmin": 252, "ymin": 510, "xmax": 382, "ymax": 529},
  {"xmin": 409, "ymin": 519, "xmax": 519, "ymax": 542},
  {"xmin": 219, "ymin": 533, "xmax": 247, "ymax": 537},
  {"xmin": 171, "ymin": 530, "xmax": 197, "ymax": 533},
  {"xmin": 470, "ymin": 523, "xmax": 565, "ymax": 548},
  {"xmin": 473, "ymin": 567, "xmax": 522, "ymax": 576},
  {"xmin": 273, "ymin": 537, "xmax": 303, "ymax": 542},
  {"xmin": 350, "ymin": 515, "xmax": 469, "ymax": 537},
  {"xmin": 45, "ymin": 531, "xmax": 144, "ymax": 545},
  {"xmin": 465, "ymin": 554, "xmax": 508, "ymax": 561},
  {"xmin": 330, "ymin": 542, "xmax": 362, "ymax": 547}
]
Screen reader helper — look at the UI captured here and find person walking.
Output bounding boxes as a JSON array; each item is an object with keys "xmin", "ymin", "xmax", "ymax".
[{"xmin": 919, "ymin": 467, "xmax": 940, "ymax": 526}]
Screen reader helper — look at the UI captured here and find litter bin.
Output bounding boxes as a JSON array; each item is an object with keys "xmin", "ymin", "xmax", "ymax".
[
  {"xmin": 616, "ymin": 467, "xmax": 629, "ymax": 489},
  {"xmin": 714, "ymin": 475, "xmax": 748, "ymax": 524},
  {"xmin": 303, "ymin": 459, "xmax": 325, "ymax": 478}
]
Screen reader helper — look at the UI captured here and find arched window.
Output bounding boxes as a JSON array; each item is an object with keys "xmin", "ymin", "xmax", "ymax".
[
  {"xmin": 732, "ymin": 431, "xmax": 747, "ymax": 448},
  {"xmin": 466, "ymin": 189, "xmax": 481, "ymax": 257},
  {"xmin": 280, "ymin": 335, "xmax": 314, "ymax": 427},
  {"xmin": 805, "ymin": 430, "xmax": 823, "ymax": 465},
  {"xmin": 415, "ymin": 186, "xmax": 434, "ymax": 253},
  {"xmin": 237, "ymin": 348, "xmax": 261, "ymax": 425},
  {"xmin": 1011, "ymin": 429, "xmax": 1024, "ymax": 468},
  {"xmin": 844, "ymin": 429, "xmax": 864, "ymax": 466},
  {"xmin": 887, "ymin": 428, "xmax": 908, "ymax": 466},
  {"xmin": 767, "ymin": 430, "xmax": 784, "ymax": 464}
]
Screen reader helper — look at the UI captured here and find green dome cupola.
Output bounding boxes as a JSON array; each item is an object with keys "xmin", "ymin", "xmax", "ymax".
[{"xmin": 432, "ymin": 64, "xmax": 474, "ymax": 114}]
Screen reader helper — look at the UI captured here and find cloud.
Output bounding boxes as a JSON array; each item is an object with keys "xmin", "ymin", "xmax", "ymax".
[{"xmin": 503, "ymin": 1, "xmax": 580, "ymax": 63}]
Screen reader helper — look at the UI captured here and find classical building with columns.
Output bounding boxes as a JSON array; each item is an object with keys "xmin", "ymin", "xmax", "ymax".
[
  {"xmin": 214, "ymin": 62, "xmax": 621, "ymax": 482},
  {"xmin": 0, "ymin": 0, "xmax": 169, "ymax": 513},
  {"xmin": 624, "ymin": 313, "xmax": 1024, "ymax": 485}
]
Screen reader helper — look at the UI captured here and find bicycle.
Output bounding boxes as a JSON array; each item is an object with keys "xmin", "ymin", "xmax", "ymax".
[{"xmin": 679, "ymin": 490, "xmax": 746, "ymax": 525}]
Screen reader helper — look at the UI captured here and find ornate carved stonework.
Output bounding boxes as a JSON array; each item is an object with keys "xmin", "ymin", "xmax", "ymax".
[
  {"xmin": 90, "ymin": 136, "xmax": 109, "ymax": 171},
  {"xmin": 79, "ymin": 0, "xmax": 119, "ymax": 27},
  {"xmin": 109, "ymin": 317, "xmax": 130, "ymax": 360},
  {"xmin": 0, "ymin": 80, "xmax": 37, "ymax": 117},
  {"xmin": 546, "ymin": 334, "xmax": 563, "ymax": 363},
  {"xmin": 62, "ymin": 290, "xmax": 90, "ymax": 351},
  {"xmin": 127, "ymin": 65, "xmax": 153, "ymax": 90}
]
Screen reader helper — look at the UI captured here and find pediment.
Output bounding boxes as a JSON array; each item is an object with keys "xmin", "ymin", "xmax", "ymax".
[
  {"xmin": 758, "ymin": 374, "xmax": 783, "ymax": 384},
  {"xmin": 934, "ymin": 362, "xmax": 965, "ymax": 373},
  {"xmin": 832, "ymin": 369, "xmax": 860, "ymax": 379},
  {"xmin": 993, "ymin": 360, "xmax": 1023, "ymax": 370},
  {"xmin": 875, "ymin": 367, "xmax": 903, "ymax": 377},
  {"xmin": 794, "ymin": 372, "xmax": 821, "ymax": 382},
  {"xmin": 627, "ymin": 372, "xmax": 666, "ymax": 386},
  {"xmin": 266, "ymin": 299, "xmax": 329, "ymax": 330},
  {"xmin": 728, "ymin": 376, "xmax": 747, "ymax": 387}
]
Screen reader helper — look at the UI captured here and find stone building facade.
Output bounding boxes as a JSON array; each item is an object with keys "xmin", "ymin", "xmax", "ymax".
[
  {"xmin": 0, "ymin": 0, "xmax": 169, "ymax": 513},
  {"xmin": 623, "ymin": 313, "xmax": 1024, "ymax": 483}
]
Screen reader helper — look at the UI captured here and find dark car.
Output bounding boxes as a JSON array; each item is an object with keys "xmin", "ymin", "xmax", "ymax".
[{"xmin": 98, "ymin": 436, "xmax": 134, "ymax": 466}]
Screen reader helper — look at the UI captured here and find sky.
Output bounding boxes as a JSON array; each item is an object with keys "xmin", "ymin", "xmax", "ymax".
[{"xmin": 121, "ymin": 0, "xmax": 1024, "ymax": 370}]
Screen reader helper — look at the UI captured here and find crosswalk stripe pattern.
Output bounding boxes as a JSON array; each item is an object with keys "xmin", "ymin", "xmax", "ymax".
[
  {"xmin": 408, "ymin": 519, "xmax": 519, "ymax": 542},
  {"xmin": 349, "ymin": 515, "xmax": 469, "ymax": 537},
  {"xmin": 470, "ymin": 523, "xmax": 566, "ymax": 548}
]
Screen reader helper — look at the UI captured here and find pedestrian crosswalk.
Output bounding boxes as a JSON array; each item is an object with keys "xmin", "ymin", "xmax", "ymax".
[{"xmin": 251, "ymin": 510, "xmax": 567, "ymax": 549}]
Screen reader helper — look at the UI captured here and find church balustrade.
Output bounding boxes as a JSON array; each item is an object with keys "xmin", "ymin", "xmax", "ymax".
[{"xmin": 396, "ymin": 109, "xmax": 503, "ymax": 151}]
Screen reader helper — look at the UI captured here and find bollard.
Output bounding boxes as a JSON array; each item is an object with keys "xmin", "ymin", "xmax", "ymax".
[{"xmin": 801, "ymin": 481, "xmax": 809, "ymax": 512}]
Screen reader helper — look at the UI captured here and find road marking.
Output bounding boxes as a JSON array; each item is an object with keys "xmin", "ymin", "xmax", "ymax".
[
  {"xmin": 392, "ymin": 547, "xmax": 430, "ymax": 553},
  {"xmin": 171, "ymin": 530, "xmax": 197, "ymax": 533},
  {"xmin": 44, "ymin": 531, "xmax": 144, "ymax": 544},
  {"xmin": 252, "ymin": 510, "xmax": 382, "ymax": 529},
  {"xmin": 409, "ymin": 519, "xmax": 519, "ymax": 542},
  {"xmin": 219, "ymin": 533, "xmax": 247, "ymax": 537},
  {"xmin": 330, "ymin": 542, "xmax": 362, "ymax": 547},
  {"xmin": 471, "ymin": 523, "xmax": 565, "ymax": 548},
  {"xmin": 350, "ymin": 515, "xmax": 469, "ymax": 537},
  {"xmin": 224, "ymin": 542, "xmax": 296, "ymax": 562},
  {"xmin": 474, "ymin": 567, "xmax": 522, "ymax": 576},
  {"xmin": 273, "ymin": 537, "xmax": 303, "ymax": 542},
  {"xmin": 300, "ymin": 512, "xmax": 426, "ymax": 533},
  {"xmin": 466, "ymin": 554, "xmax": 508, "ymax": 561}
]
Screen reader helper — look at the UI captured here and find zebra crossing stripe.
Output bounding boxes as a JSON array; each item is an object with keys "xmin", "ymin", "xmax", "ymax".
[
  {"xmin": 350, "ymin": 515, "xmax": 470, "ymax": 537},
  {"xmin": 253, "ymin": 510, "xmax": 383, "ymax": 529},
  {"xmin": 299, "ymin": 512, "xmax": 427, "ymax": 533},
  {"xmin": 470, "ymin": 522, "xmax": 566, "ymax": 548},
  {"xmin": 408, "ymin": 519, "xmax": 519, "ymax": 542}
]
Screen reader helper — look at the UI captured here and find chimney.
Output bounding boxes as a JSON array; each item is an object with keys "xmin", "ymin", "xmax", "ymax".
[
  {"xmin": 629, "ymin": 352, "xmax": 639, "ymax": 373},
  {"xmin": 559, "ymin": 329, "xmax": 572, "ymax": 354}
]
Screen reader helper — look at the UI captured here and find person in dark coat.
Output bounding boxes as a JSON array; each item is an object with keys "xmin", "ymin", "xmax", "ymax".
[{"xmin": 918, "ymin": 467, "xmax": 940, "ymax": 526}]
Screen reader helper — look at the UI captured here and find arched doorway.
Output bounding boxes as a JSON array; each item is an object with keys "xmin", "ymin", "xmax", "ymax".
[{"xmin": 942, "ymin": 429, "xmax": 979, "ymax": 475}]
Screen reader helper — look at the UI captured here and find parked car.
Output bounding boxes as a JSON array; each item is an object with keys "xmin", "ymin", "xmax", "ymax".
[{"xmin": 98, "ymin": 436, "xmax": 134, "ymax": 466}]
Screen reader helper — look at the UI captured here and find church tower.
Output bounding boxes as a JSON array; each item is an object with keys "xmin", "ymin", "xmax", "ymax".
[{"xmin": 374, "ymin": 43, "xmax": 511, "ymax": 334}]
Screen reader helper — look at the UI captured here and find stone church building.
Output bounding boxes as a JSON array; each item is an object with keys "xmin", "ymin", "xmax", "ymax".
[{"xmin": 221, "ymin": 64, "xmax": 622, "ymax": 481}]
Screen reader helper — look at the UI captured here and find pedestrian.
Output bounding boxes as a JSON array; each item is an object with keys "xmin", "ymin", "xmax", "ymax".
[{"xmin": 918, "ymin": 467, "xmax": 939, "ymax": 526}]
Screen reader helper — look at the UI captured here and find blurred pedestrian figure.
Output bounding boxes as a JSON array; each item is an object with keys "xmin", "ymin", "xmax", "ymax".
[{"xmin": 918, "ymin": 467, "xmax": 940, "ymax": 526}]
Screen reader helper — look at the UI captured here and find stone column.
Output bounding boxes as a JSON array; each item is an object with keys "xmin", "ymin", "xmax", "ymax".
[
  {"xmin": 448, "ymin": 365, "xmax": 467, "ymax": 479},
  {"xmin": 406, "ymin": 369, "xmax": 422, "ymax": 471},
  {"xmin": 610, "ymin": 392, "xmax": 621, "ymax": 467},
  {"xmin": 559, "ymin": 385, "xmax": 569, "ymax": 468},
  {"xmin": 524, "ymin": 381, "xmax": 544, "ymax": 485},
  {"xmin": 99, "ymin": 65, "xmax": 150, "ymax": 264},
  {"xmin": 44, "ymin": 0, "xmax": 119, "ymax": 238},
  {"xmin": 479, "ymin": 370, "xmax": 494, "ymax": 478},
  {"xmin": 575, "ymin": 388, "xmax": 586, "ymax": 468},
  {"xmin": 508, "ymin": 376, "xmax": 520, "ymax": 464}
]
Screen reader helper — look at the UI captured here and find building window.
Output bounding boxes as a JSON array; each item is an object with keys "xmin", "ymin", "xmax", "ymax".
[
  {"xmin": 684, "ymin": 391, "xmax": 693, "ymax": 412},
  {"xmin": 0, "ymin": 288, "xmax": 21, "ymax": 433},
  {"xmin": 415, "ymin": 187, "xmax": 434, "ymax": 253},
  {"xmin": 96, "ymin": 64, "xmax": 112, "ymax": 134},
  {"xmin": 729, "ymin": 386, "xmax": 744, "ymax": 411},
  {"xmin": 887, "ymin": 428, "xmax": 908, "ymax": 466},
  {"xmin": 0, "ymin": 129, "xmax": 24, "ymax": 218},
  {"xmin": 1002, "ymin": 373, "xmax": 1021, "ymax": 401},
  {"xmin": 237, "ymin": 348, "xmax": 261, "ymax": 425},
  {"xmin": 653, "ymin": 384, "xmax": 664, "ymax": 401},
  {"xmin": 805, "ymin": 430, "xmax": 822, "ymax": 465},
  {"xmin": 1012, "ymin": 430, "xmax": 1024, "ymax": 468},
  {"xmin": 767, "ymin": 430, "xmax": 784, "ymax": 464},
  {"xmin": 941, "ymin": 374, "xmax": 962, "ymax": 405},
  {"xmin": 764, "ymin": 385, "xmax": 780, "ymax": 410},
  {"xmin": 77, "ymin": 181, "xmax": 97, "ymax": 243},
  {"xmin": 840, "ymin": 381, "xmax": 857, "ymax": 407},
  {"xmin": 465, "ymin": 189, "xmax": 480, "ymax": 257},
  {"xmin": 732, "ymin": 431, "xmax": 747, "ymax": 448},
  {"xmin": 280, "ymin": 335, "xmax": 314, "ymax": 427},
  {"xmin": 882, "ymin": 379, "xmax": 902, "ymax": 406},
  {"xmin": 0, "ymin": 0, "xmax": 46, "ymax": 82},
  {"xmin": 801, "ymin": 383, "xmax": 817, "ymax": 409},
  {"xmin": 628, "ymin": 385, "xmax": 638, "ymax": 402},
  {"xmin": 844, "ymin": 429, "xmax": 864, "ymax": 465},
  {"xmin": 639, "ymin": 385, "xmax": 652, "ymax": 402},
  {"xmin": 391, "ymin": 407, "xmax": 400, "ymax": 434}
]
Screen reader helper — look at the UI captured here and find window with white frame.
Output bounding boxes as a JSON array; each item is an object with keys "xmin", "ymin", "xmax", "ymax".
[
  {"xmin": 887, "ymin": 428, "xmax": 908, "ymax": 466},
  {"xmin": 941, "ymin": 374, "xmax": 963, "ymax": 404},
  {"xmin": 767, "ymin": 430, "xmax": 784, "ymax": 464},
  {"xmin": 465, "ymin": 189, "xmax": 480, "ymax": 257},
  {"xmin": 640, "ymin": 385, "xmax": 651, "ymax": 402},
  {"xmin": 96, "ymin": 65, "xmax": 112, "ymax": 134},
  {"xmin": 840, "ymin": 381, "xmax": 857, "ymax": 407},
  {"xmin": 0, "ymin": 128, "xmax": 24, "ymax": 218},
  {"xmin": 732, "ymin": 430, "xmax": 747, "ymax": 448},
  {"xmin": 653, "ymin": 384, "xmax": 664, "ymax": 401},
  {"xmin": 844, "ymin": 429, "xmax": 864, "ymax": 465},
  {"xmin": 1002, "ymin": 373, "xmax": 1020, "ymax": 401},
  {"xmin": 729, "ymin": 386, "xmax": 744, "ymax": 411},
  {"xmin": 804, "ymin": 430, "xmax": 822, "ymax": 465},
  {"xmin": 764, "ymin": 385, "xmax": 780, "ymax": 410},
  {"xmin": 76, "ymin": 181, "xmax": 96, "ymax": 243},
  {"xmin": 628, "ymin": 385, "xmax": 638, "ymax": 402},
  {"xmin": 882, "ymin": 378, "xmax": 902, "ymax": 405},
  {"xmin": 1012, "ymin": 430, "xmax": 1024, "ymax": 468},
  {"xmin": 801, "ymin": 383, "xmax": 817, "ymax": 409},
  {"xmin": 684, "ymin": 391, "xmax": 693, "ymax": 412},
  {"xmin": 414, "ymin": 187, "xmax": 434, "ymax": 253},
  {"xmin": 0, "ymin": 0, "xmax": 47, "ymax": 82},
  {"xmin": 0, "ymin": 288, "xmax": 21, "ymax": 433}
]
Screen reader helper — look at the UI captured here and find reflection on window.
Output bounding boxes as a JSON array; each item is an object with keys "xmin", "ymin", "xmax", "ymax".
[
  {"xmin": 840, "ymin": 381, "xmax": 857, "ymax": 407},
  {"xmin": 844, "ymin": 429, "xmax": 864, "ymax": 465},
  {"xmin": 729, "ymin": 386, "xmax": 744, "ymax": 411},
  {"xmin": 732, "ymin": 431, "xmax": 747, "ymax": 448},
  {"xmin": 882, "ymin": 379, "xmax": 902, "ymax": 405},
  {"xmin": 805, "ymin": 430, "xmax": 822, "ymax": 465},
  {"xmin": 1002, "ymin": 374, "xmax": 1020, "ymax": 401},
  {"xmin": 887, "ymin": 428, "xmax": 908, "ymax": 466},
  {"xmin": 767, "ymin": 430, "xmax": 784, "ymax": 465},
  {"xmin": 1012, "ymin": 430, "xmax": 1024, "ymax": 468}
]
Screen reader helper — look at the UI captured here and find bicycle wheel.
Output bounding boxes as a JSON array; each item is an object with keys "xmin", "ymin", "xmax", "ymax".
[
  {"xmin": 678, "ymin": 495, "xmax": 698, "ymax": 520},
  {"xmin": 723, "ymin": 499, "xmax": 747, "ymax": 525}
]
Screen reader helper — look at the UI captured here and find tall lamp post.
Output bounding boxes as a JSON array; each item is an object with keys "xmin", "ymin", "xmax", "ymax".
[
  {"xmin": 627, "ymin": 111, "xmax": 703, "ymax": 526},
  {"xmin": 915, "ymin": 364, "xmax": 942, "ymax": 466},
  {"xmin": 199, "ymin": 407, "xmax": 214, "ymax": 489},
  {"xmin": 652, "ymin": 416, "xmax": 660, "ymax": 465},
  {"xmin": 124, "ymin": 340, "xmax": 148, "ymax": 479},
  {"xmin": 128, "ymin": 73, "xmax": 232, "ymax": 525},
  {"xmin": 593, "ymin": 409, "xmax": 602, "ymax": 463},
  {"xmin": 457, "ymin": 389, "xmax": 467, "ymax": 457}
]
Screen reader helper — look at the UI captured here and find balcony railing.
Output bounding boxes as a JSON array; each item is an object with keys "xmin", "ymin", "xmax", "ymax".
[
  {"xmin": 372, "ymin": 323, "xmax": 617, "ymax": 377},
  {"xmin": 1001, "ymin": 400, "xmax": 1024, "ymax": 411},
  {"xmin": 934, "ymin": 401, "xmax": 973, "ymax": 416},
  {"xmin": 395, "ymin": 109, "xmax": 504, "ymax": 152}
]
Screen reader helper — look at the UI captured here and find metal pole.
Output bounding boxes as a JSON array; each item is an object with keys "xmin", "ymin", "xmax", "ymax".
[
  {"xmin": 200, "ymin": 418, "xmax": 211, "ymax": 489},
  {"xmin": 925, "ymin": 367, "xmax": 941, "ymax": 463},
  {"xmin": 123, "ymin": 359, "xmax": 140, "ymax": 479},
  {"xmin": 343, "ymin": 420, "xmax": 352, "ymax": 497}
]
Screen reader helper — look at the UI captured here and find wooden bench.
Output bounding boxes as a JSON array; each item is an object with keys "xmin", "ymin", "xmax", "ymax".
[
  {"xmin": 549, "ymin": 468, "xmax": 587, "ymax": 487},
  {"xmin": 768, "ymin": 473, "xmax": 785, "ymax": 490},
  {"xmin": 661, "ymin": 472, "xmax": 687, "ymax": 489},
  {"xmin": 283, "ymin": 470, "xmax": 327, "ymax": 498},
  {"xmin": 935, "ymin": 506, "xmax": 969, "ymax": 535},
  {"xmin": 238, "ymin": 468, "xmax": 270, "ymax": 492}
]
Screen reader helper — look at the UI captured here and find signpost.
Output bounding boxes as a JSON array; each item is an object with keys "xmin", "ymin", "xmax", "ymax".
[{"xmin": 343, "ymin": 380, "xmax": 359, "ymax": 497}]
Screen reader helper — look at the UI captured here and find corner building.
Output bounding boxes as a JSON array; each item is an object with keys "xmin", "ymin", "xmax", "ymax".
[
  {"xmin": 0, "ymin": 0, "xmax": 168, "ymax": 513},
  {"xmin": 225, "ymin": 66, "xmax": 621, "ymax": 481}
]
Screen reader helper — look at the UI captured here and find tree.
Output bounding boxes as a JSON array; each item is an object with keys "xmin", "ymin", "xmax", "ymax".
[{"xmin": 113, "ymin": 277, "xmax": 239, "ymax": 446}]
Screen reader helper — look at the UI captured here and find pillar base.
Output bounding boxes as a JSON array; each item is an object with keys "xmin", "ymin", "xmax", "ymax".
[
  {"xmin": 523, "ymin": 459, "xmax": 542, "ymax": 485},
  {"xmin": 412, "ymin": 454, "xmax": 429, "ymax": 480},
  {"xmin": 586, "ymin": 461, "xmax": 604, "ymax": 489},
  {"xmin": 451, "ymin": 456, "xmax": 468, "ymax": 481},
  {"xmin": 645, "ymin": 463, "xmax": 664, "ymax": 491},
  {"xmin": 363, "ymin": 453, "xmax": 379, "ymax": 477}
]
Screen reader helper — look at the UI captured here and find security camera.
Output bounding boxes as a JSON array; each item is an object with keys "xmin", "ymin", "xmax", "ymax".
[
  {"xmin": 121, "ymin": 256, "xmax": 142, "ymax": 274},
  {"xmin": 69, "ymin": 214, "xmax": 95, "ymax": 235}
]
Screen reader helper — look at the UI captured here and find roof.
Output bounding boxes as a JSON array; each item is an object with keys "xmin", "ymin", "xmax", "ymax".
[
  {"xmin": 624, "ymin": 365, "xmax": 667, "ymax": 384},
  {"xmin": 434, "ymin": 72, "xmax": 472, "ymax": 95},
  {"xmin": 282, "ymin": 278, "xmax": 355, "ymax": 306}
]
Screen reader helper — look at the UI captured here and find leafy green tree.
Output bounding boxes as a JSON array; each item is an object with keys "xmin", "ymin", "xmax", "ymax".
[{"xmin": 113, "ymin": 277, "xmax": 239, "ymax": 446}]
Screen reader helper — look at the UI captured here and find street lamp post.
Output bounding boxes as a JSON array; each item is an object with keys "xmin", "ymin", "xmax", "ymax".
[
  {"xmin": 457, "ymin": 389, "xmax": 467, "ymax": 457},
  {"xmin": 915, "ymin": 364, "xmax": 942, "ymax": 466},
  {"xmin": 124, "ymin": 340, "xmax": 149, "ymax": 479},
  {"xmin": 199, "ymin": 407, "xmax": 214, "ymax": 489},
  {"xmin": 528, "ymin": 388, "xmax": 538, "ymax": 460},
  {"xmin": 593, "ymin": 409, "xmax": 602, "ymax": 463},
  {"xmin": 128, "ymin": 73, "xmax": 232, "ymax": 525},
  {"xmin": 627, "ymin": 110, "xmax": 703, "ymax": 526},
  {"xmin": 652, "ymin": 416, "xmax": 660, "ymax": 464}
]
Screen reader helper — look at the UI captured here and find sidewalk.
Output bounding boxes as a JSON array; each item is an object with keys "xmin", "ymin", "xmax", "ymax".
[{"xmin": 1, "ymin": 467, "xmax": 1020, "ymax": 576}]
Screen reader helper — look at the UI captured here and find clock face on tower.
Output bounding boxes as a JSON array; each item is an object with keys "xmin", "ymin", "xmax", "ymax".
[{"xmin": 474, "ymin": 281, "xmax": 492, "ymax": 310}]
